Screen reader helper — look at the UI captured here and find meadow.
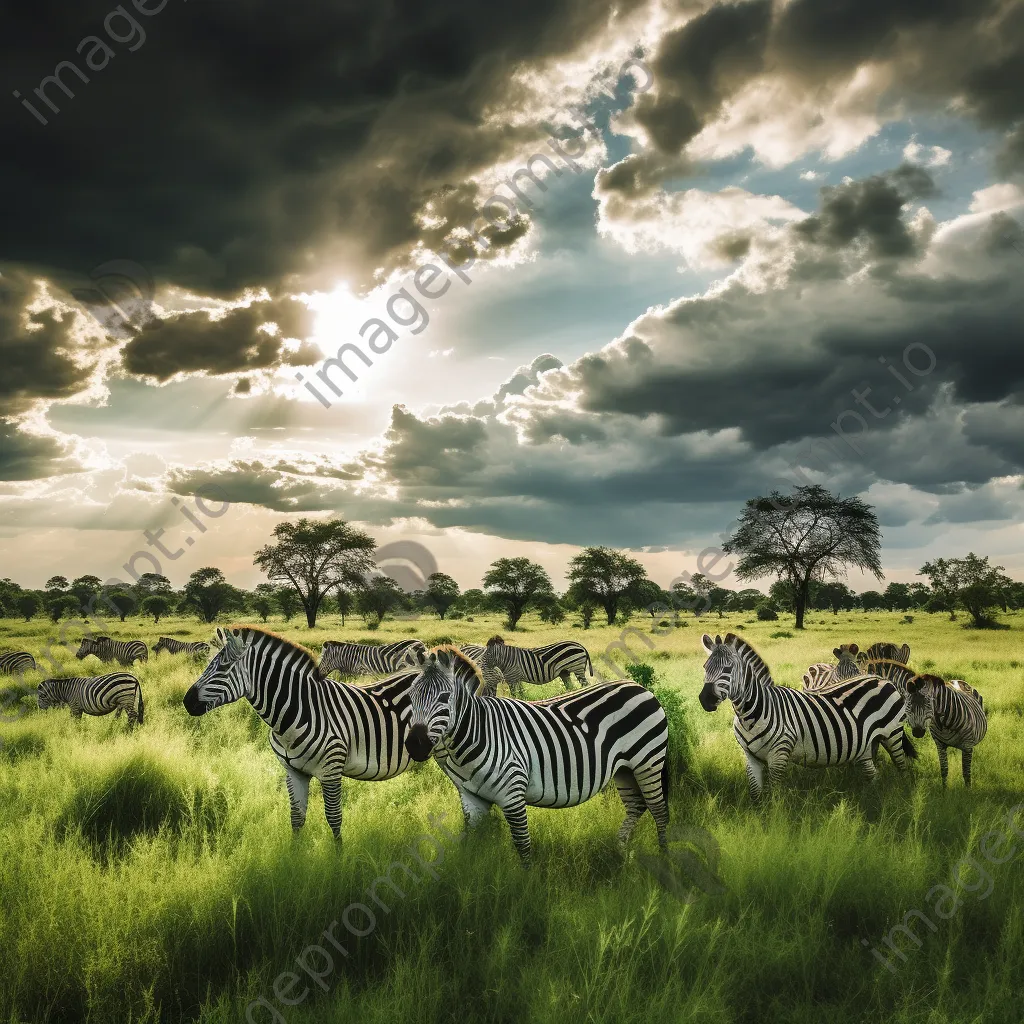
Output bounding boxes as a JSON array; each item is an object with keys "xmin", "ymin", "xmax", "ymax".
[{"xmin": 1, "ymin": 608, "xmax": 1023, "ymax": 1024}]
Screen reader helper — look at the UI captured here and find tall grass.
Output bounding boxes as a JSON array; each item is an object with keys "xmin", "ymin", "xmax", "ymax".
[{"xmin": 1, "ymin": 610, "xmax": 1023, "ymax": 1022}]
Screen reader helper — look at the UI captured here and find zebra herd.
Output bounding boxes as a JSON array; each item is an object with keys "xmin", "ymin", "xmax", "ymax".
[
  {"xmin": 5, "ymin": 623, "xmax": 992, "ymax": 864},
  {"xmin": 704, "ymin": 633, "xmax": 988, "ymax": 795}
]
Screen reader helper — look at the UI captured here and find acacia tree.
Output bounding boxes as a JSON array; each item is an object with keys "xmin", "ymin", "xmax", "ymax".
[
  {"xmin": 566, "ymin": 547, "xmax": 649, "ymax": 626},
  {"xmin": 424, "ymin": 572, "xmax": 460, "ymax": 620},
  {"xmin": 483, "ymin": 557, "xmax": 553, "ymax": 630},
  {"xmin": 142, "ymin": 595, "xmax": 172, "ymax": 623},
  {"xmin": 723, "ymin": 485, "xmax": 883, "ymax": 630},
  {"xmin": 253, "ymin": 518, "xmax": 376, "ymax": 628}
]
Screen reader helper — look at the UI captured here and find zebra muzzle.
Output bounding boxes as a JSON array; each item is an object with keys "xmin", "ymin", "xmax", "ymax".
[
  {"xmin": 182, "ymin": 686, "xmax": 208, "ymax": 717},
  {"xmin": 912, "ymin": 726, "xmax": 926, "ymax": 738},
  {"xmin": 405, "ymin": 724, "xmax": 434, "ymax": 762}
]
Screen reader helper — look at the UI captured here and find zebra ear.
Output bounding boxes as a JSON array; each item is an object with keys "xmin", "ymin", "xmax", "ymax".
[
  {"xmin": 833, "ymin": 648, "xmax": 841, "ymax": 658},
  {"xmin": 436, "ymin": 648, "xmax": 453, "ymax": 670},
  {"xmin": 900, "ymin": 644, "xmax": 911, "ymax": 663},
  {"xmin": 849, "ymin": 643, "xmax": 859, "ymax": 655},
  {"xmin": 715, "ymin": 634, "xmax": 723, "ymax": 646},
  {"xmin": 701, "ymin": 634, "xmax": 714, "ymax": 651}
]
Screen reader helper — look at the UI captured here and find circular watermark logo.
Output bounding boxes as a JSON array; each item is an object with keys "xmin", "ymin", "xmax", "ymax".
[{"xmin": 635, "ymin": 823, "xmax": 728, "ymax": 904}]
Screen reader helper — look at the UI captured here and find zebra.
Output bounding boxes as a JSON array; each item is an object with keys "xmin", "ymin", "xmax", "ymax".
[
  {"xmin": 403, "ymin": 645, "xmax": 669, "ymax": 866},
  {"xmin": 699, "ymin": 633, "xmax": 916, "ymax": 801},
  {"xmin": 477, "ymin": 636, "xmax": 592, "ymax": 697},
  {"xmin": 152, "ymin": 637, "xmax": 210, "ymax": 658},
  {"xmin": 802, "ymin": 643, "xmax": 863, "ymax": 691},
  {"xmin": 76, "ymin": 635, "xmax": 148, "ymax": 666},
  {"xmin": 905, "ymin": 673, "xmax": 988, "ymax": 787},
  {"xmin": 37, "ymin": 672, "xmax": 144, "ymax": 728},
  {"xmin": 318, "ymin": 638, "xmax": 426, "ymax": 679},
  {"xmin": 0, "ymin": 651, "xmax": 36, "ymax": 676},
  {"xmin": 183, "ymin": 626, "xmax": 418, "ymax": 840},
  {"xmin": 859, "ymin": 642, "xmax": 911, "ymax": 668}
]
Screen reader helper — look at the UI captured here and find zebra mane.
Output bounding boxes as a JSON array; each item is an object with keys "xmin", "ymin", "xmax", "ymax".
[
  {"xmin": 228, "ymin": 625, "xmax": 320, "ymax": 671},
  {"xmin": 432, "ymin": 644, "xmax": 486, "ymax": 694},
  {"xmin": 723, "ymin": 633, "xmax": 776, "ymax": 686}
]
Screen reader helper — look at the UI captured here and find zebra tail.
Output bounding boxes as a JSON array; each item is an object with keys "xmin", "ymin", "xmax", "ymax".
[
  {"xmin": 586, "ymin": 650, "xmax": 593, "ymax": 676},
  {"xmin": 901, "ymin": 731, "xmax": 918, "ymax": 759},
  {"xmin": 661, "ymin": 757, "xmax": 670, "ymax": 800},
  {"xmin": 137, "ymin": 687, "xmax": 145, "ymax": 726}
]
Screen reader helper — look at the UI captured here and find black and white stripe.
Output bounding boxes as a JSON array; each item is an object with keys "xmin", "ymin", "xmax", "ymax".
[
  {"xmin": 152, "ymin": 636, "xmax": 211, "ymax": 658},
  {"xmin": 403, "ymin": 646, "xmax": 668, "ymax": 865},
  {"xmin": 859, "ymin": 641, "xmax": 911, "ymax": 667},
  {"xmin": 478, "ymin": 636, "xmax": 592, "ymax": 697},
  {"xmin": 37, "ymin": 672, "xmax": 144, "ymax": 727},
  {"xmin": 318, "ymin": 638, "xmax": 426, "ymax": 678},
  {"xmin": 0, "ymin": 651, "xmax": 36, "ymax": 676},
  {"xmin": 802, "ymin": 643, "xmax": 863, "ymax": 691},
  {"xmin": 76, "ymin": 635, "xmax": 148, "ymax": 666},
  {"xmin": 905, "ymin": 673, "xmax": 987, "ymax": 787},
  {"xmin": 700, "ymin": 633, "xmax": 915, "ymax": 801},
  {"xmin": 183, "ymin": 626, "xmax": 419, "ymax": 839}
]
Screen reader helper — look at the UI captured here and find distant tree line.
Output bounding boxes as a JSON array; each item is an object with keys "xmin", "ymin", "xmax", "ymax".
[{"xmin": 2, "ymin": 488, "xmax": 1021, "ymax": 632}]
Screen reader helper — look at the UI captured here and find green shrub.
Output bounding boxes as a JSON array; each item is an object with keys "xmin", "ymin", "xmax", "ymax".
[
  {"xmin": 770, "ymin": 630, "xmax": 794, "ymax": 639},
  {"xmin": 652, "ymin": 684, "xmax": 695, "ymax": 786},
  {"xmin": 756, "ymin": 602, "xmax": 779, "ymax": 621},
  {"xmin": 624, "ymin": 662, "xmax": 657, "ymax": 690}
]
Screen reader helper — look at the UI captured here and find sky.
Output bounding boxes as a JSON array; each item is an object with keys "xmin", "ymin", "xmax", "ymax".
[{"xmin": 3, "ymin": 0, "xmax": 1024, "ymax": 594}]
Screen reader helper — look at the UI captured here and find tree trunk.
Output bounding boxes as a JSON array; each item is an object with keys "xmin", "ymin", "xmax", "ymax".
[{"xmin": 794, "ymin": 583, "xmax": 808, "ymax": 630}]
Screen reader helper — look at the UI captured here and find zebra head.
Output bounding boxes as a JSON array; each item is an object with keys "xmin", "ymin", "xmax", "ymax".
[
  {"xmin": 479, "ymin": 635, "xmax": 505, "ymax": 691},
  {"xmin": 905, "ymin": 673, "xmax": 941, "ymax": 738},
  {"xmin": 404, "ymin": 647, "xmax": 466, "ymax": 762},
  {"xmin": 75, "ymin": 636, "xmax": 105, "ymax": 659},
  {"xmin": 152, "ymin": 637, "xmax": 170, "ymax": 655},
  {"xmin": 182, "ymin": 627, "xmax": 255, "ymax": 716},
  {"xmin": 833, "ymin": 643, "xmax": 860, "ymax": 677},
  {"xmin": 36, "ymin": 679, "xmax": 63, "ymax": 710},
  {"xmin": 699, "ymin": 634, "xmax": 738, "ymax": 711}
]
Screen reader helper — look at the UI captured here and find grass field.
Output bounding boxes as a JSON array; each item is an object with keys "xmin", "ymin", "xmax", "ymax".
[{"xmin": 1, "ymin": 609, "xmax": 1023, "ymax": 1024}]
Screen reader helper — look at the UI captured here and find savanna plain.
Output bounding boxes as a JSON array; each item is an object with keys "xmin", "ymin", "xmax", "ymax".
[{"xmin": 1, "ymin": 610, "xmax": 1022, "ymax": 1024}]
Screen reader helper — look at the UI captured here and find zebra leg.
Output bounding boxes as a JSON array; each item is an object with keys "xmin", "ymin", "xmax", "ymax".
[
  {"xmin": 765, "ymin": 751, "xmax": 791, "ymax": 792},
  {"xmin": 632, "ymin": 762, "xmax": 670, "ymax": 852},
  {"xmin": 880, "ymin": 730, "xmax": 908, "ymax": 771},
  {"xmin": 934, "ymin": 739, "xmax": 949, "ymax": 788},
  {"xmin": 321, "ymin": 779, "xmax": 343, "ymax": 841},
  {"xmin": 857, "ymin": 756, "xmax": 879, "ymax": 782},
  {"xmin": 283, "ymin": 766, "xmax": 311, "ymax": 834},
  {"xmin": 613, "ymin": 768, "xmax": 648, "ymax": 847},
  {"xmin": 961, "ymin": 748, "xmax": 973, "ymax": 788},
  {"xmin": 499, "ymin": 798, "xmax": 532, "ymax": 866},
  {"xmin": 457, "ymin": 785, "xmax": 493, "ymax": 832},
  {"xmin": 574, "ymin": 671, "xmax": 588, "ymax": 688},
  {"xmin": 559, "ymin": 670, "xmax": 574, "ymax": 692},
  {"xmin": 742, "ymin": 750, "xmax": 766, "ymax": 802}
]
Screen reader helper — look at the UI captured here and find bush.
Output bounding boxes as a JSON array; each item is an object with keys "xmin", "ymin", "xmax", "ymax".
[
  {"xmin": 447, "ymin": 610, "xmax": 464, "ymax": 620},
  {"xmin": 651, "ymin": 684, "xmax": 695, "ymax": 786},
  {"xmin": 902, "ymin": 614, "xmax": 914, "ymax": 624},
  {"xmin": 756, "ymin": 602, "xmax": 779, "ymax": 621},
  {"xmin": 770, "ymin": 630, "xmax": 794, "ymax": 639},
  {"xmin": 425, "ymin": 634, "xmax": 455, "ymax": 647},
  {"xmin": 624, "ymin": 662, "xmax": 658, "ymax": 690}
]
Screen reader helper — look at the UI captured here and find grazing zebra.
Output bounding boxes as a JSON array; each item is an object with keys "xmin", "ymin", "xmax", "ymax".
[
  {"xmin": 859, "ymin": 642, "xmax": 911, "ymax": 668},
  {"xmin": 0, "ymin": 651, "xmax": 36, "ymax": 676},
  {"xmin": 403, "ymin": 646, "xmax": 669, "ymax": 866},
  {"xmin": 802, "ymin": 643, "xmax": 863, "ymax": 691},
  {"xmin": 76, "ymin": 635, "xmax": 148, "ymax": 666},
  {"xmin": 905, "ymin": 673, "xmax": 988, "ymax": 787},
  {"xmin": 37, "ymin": 672, "xmax": 144, "ymax": 728},
  {"xmin": 699, "ymin": 633, "xmax": 915, "ymax": 801},
  {"xmin": 318, "ymin": 638, "xmax": 426, "ymax": 679},
  {"xmin": 152, "ymin": 637, "xmax": 210, "ymax": 658},
  {"xmin": 184, "ymin": 626, "xmax": 418, "ymax": 840},
  {"xmin": 478, "ymin": 636, "xmax": 592, "ymax": 697}
]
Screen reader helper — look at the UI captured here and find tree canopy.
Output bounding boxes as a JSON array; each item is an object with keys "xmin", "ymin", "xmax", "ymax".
[
  {"xmin": 566, "ymin": 546, "xmax": 649, "ymax": 625},
  {"xmin": 723, "ymin": 485, "xmax": 883, "ymax": 629},
  {"xmin": 483, "ymin": 557, "xmax": 553, "ymax": 630},
  {"xmin": 253, "ymin": 518, "xmax": 376, "ymax": 628}
]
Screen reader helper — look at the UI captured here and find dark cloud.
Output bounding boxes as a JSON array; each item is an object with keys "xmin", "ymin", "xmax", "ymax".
[
  {"xmin": 120, "ymin": 296, "xmax": 318, "ymax": 380},
  {"xmin": 1, "ymin": 0, "xmax": 643, "ymax": 299},
  {"xmin": 793, "ymin": 165, "xmax": 937, "ymax": 259},
  {"xmin": 0, "ymin": 420, "xmax": 83, "ymax": 481}
]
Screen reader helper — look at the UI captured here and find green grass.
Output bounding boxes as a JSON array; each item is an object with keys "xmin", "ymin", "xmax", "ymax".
[{"xmin": 1, "ymin": 610, "xmax": 1023, "ymax": 1023}]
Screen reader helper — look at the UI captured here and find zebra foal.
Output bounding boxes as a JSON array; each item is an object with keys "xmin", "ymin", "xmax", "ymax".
[
  {"xmin": 37, "ymin": 672, "xmax": 144, "ymax": 728},
  {"xmin": 404, "ymin": 646, "xmax": 669, "ymax": 866},
  {"xmin": 76, "ymin": 635, "xmax": 148, "ymax": 666},
  {"xmin": 700, "ymin": 633, "xmax": 915, "ymax": 801},
  {"xmin": 803, "ymin": 643, "xmax": 863, "ymax": 691},
  {"xmin": 905, "ymin": 674, "xmax": 988, "ymax": 787},
  {"xmin": 318, "ymin": 638, "xmax": 426, "ymax": 679},
  {"xmin": 153, "ymin": 637, "xmax": 210, "ymax": 658},
  {"xmin": 184, "ymin": 626, "xmax": 419, "ymax": 840},
  {"xmin": 478, "ymin": 635, "xmax": 592, "ymax": 697}
]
